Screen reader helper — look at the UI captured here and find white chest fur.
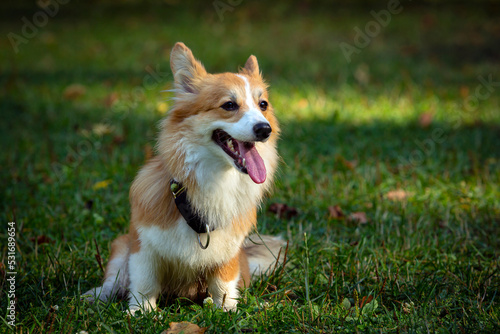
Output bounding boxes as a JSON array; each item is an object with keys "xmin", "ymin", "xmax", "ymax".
[{"xmin": 137, "ymin": 219, "xmax": 245, "ymax": 271}]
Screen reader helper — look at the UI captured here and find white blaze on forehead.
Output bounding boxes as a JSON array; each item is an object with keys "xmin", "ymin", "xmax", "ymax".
[
  {"xmin": 236, "ymin": 74, "xmax": 259, "ymax": 110},
  {"xmin": 234, "ymin": 74, "xmax": 269, "ymax": 134}
]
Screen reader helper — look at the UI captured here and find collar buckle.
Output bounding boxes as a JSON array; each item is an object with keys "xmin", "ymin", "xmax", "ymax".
[{"xmin": 170, "ymin": 180, "xmax": 185, "ymax": 199}]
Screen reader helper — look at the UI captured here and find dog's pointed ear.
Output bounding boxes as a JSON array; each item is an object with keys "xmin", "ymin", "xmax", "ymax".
[
  {"xmin": 240, "ymin": 55, "xmax": 260, "ymax": 77},
  {"xmin": 170, "ymin": 42, "xmax": 207, "ymax": 94}
]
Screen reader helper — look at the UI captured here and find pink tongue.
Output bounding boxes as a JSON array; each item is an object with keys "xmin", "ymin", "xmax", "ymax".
[{"xmin": 237, "ymin": 141, "xmax": 267, "ymax": 184}]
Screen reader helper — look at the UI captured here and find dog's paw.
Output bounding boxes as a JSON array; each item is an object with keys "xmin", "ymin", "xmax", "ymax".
[
  {"xmin": 224, "ymin": 303, "xmax": 238, "ymax": 312},
  {"xmin": 125, "ymin": 307, "xmax": 140, "ymax": 317},
  {"xmin": 80, "ymin": 293, "xmax": 95, "ymax": 303},
  {"xmin": 81, "ymin": 287, "xmax": 103, "ymax": 304},
  {"xmin": 126, "ymin": 303, "xmax": 156, "ymax": 316},
  {"xmin": 219, "ymin": 298, "xmax": 238, "ymax": 312}
]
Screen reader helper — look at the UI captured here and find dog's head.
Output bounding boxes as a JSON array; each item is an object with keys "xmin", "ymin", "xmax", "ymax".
[{"xmin": 161, "ymin": 42, "xmax": 279, "ymax": 186}]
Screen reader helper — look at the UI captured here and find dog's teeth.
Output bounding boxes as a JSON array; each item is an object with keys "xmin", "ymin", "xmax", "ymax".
[
  {"xmin": 228, "ymin": 141, "xmax": 234, "ymax": 152},
  {"xmin": 242, "ymin": 158, "xmax": 246, "ymax": 167}
]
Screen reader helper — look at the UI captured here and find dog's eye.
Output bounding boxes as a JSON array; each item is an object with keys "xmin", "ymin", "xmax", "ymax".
[
  {"xmin": 221, "ymin": 101, "xmax": 238, "ymax": 111},
  {"xmin": 259, "ymin": 100, "xmax": 268, "ymax": 111}
]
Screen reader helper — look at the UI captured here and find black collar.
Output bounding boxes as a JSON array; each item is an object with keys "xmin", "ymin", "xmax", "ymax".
[{"xmin": 169, "ymin": 179, "xmax": 212, "ymax": 234}]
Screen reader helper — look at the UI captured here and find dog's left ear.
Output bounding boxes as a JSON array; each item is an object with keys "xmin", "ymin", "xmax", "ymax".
[{"xmin": 240, "ymin": 55, "xmax": 260, "ymax": 77}]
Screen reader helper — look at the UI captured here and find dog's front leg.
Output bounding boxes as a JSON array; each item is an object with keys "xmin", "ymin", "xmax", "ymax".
[
  {"xmin": 127, "ymin": 248, "xmax": 162, "ymax": 314},
  {"xmin": 207, "ymin": 255, "xmax": 241, "ymax": 311}
]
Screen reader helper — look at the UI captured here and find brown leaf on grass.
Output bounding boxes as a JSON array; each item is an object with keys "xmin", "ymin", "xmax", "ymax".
[
  {"xmin": 418, "ymin": 112, "xmax": 433, "ymax": 128},
  {"xmin": 144, "ymin": 143, "xmax": 153, "ymax": 161},
  {"xmin": 104, "ymin": 92, "xmax": 119, "ymax": 108},
  {"xmin": 459, "ymin": 85, "xmax": 470, "ymax": 99},
  {"xmin": 400, "ymin": 45, "xmax": 418, "ymax": 56},
  {"xmin": 161, "ymin": 322, "xmax": 207, "ymax": 334},
  {"xmin": 42, "ymin": 173, "xmax": 53, "ymax": 184},
  {"xmin": 328, "ymin": 205, "xmax": 344, "ymax": 220},
  {"xmin": 40, "ymin": 31, "xmax": 56, "ymax": 45},
  {"xmin": 63, "ymin": 84, "xmax": 86, "ymax": 100},
  {"xmin": 359, "ymin": 295, "xmax": 374, "ymax": 309},
  {"xmin": 284, "ymin": 289, "xmax": 298, "ymax": 300},
  {"xmin": 348, "ymin": 212, "xmax": 368, "ymax": 224},
  {"xmin": 30, "ymin": 235, "xmax": 54, "ymax": 245},
  {"xmin": 37, "ymin": 0, "xmax": 53, "ymax": 9},
  {"xmin": 402, "ymin": 302, "xmax": 414, "ymax": 314},
  {"xmin": 336, "ymin": 155, "xmax": 357, "ymax": 170},
  {"xmin": 385, "ymin": 189, "xmax": 412, "ymax": 201},
  {"xmin": 420, "ymin": 13, "xmax": 436, "ymax": 30},
  {"xmin": 268, "ymin": 203, "xmax": 298, "ymax": 219},
  {"xmin": 342, "ymin": 159, "xmax": 357, "ymax": 170},
  {"xmin": 267, "ymin": 284, "xmax": 277, "ymax": 292},
  {"xmin": 112, "ymin": 135, "xmax": 125, "ymax": 145}
]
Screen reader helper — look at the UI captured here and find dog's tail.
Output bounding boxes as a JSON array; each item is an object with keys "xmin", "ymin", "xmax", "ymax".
[{"xmin": 243, "ymin": 234, "xmax": 286, "ymax": 277}]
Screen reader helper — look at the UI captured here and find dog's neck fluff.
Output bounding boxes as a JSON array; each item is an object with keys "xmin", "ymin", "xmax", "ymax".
[{"xmin": 158, "ymin": 119, "xmax": 277, "ymax": 231}]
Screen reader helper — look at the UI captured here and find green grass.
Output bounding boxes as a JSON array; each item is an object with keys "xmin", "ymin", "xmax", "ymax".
[{"xmin": 1, "ymin": 2, "xmax": 500, "ymax": 333}]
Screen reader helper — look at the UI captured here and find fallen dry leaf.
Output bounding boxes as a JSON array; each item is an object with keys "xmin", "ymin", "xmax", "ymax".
[
  {"xmin": 418, "ymin": 112, "xmax": 433, "ymax": 128},
  {"xmin": 400, "ymin": 45, "xmax": 418, "ymax": 56},
  {"xmin": 40, "ymin": 31, "xmax": 56, "ymax": 45},
  {"xmin": 360, "ymin": 295, "xmax": 374, "ymax": 309},
  {"xmin": 459, "ymin": 85, "xmax": 470, "ymax": 99},
  {"xmin": 112, "ymin": 135, "xmax": 125, "ymax": 145},
  {"xmin": 420, "ymin": 13, "xmax": 436, "ymax": 30},
  {"xmin": 268, "ymin": 203, "xmax": 298, "ymax": 219},
  {"xmin": 336, "ymin": 155, "xmax": 357, "ymax": 170},
  {"xmin": 30, "ymin": 235, "xmax": 54, "ymax": 245},
  {"xmin": 341, "ymin": 159, "xmax": 357, "ymax": 170},
  {"xmin": 104, "ymin": 92, "xmax": 119, "ymax": 108},
  {"xmin": 161, "ymin": 322, "xmax": 207, "ymax": 334},
  {"xmin": 328, "ymin": 205, "xmax": 344, "ymax": 219},
  {"xmin": 349, "ymin": 212, "xmax": 368, "ymax": 224},
  {"xmin": 402, "ymin": 302, "xmax": 414, "ymax": 314},
  {"xmin": 37, "ymin": 0, "xmax": 52, "ymax": 9},
  {"xmin": 385, "ymin": 189, "xmax": 412, "ymax": 201},
  {"xmin": 63, "ymin": 84, "xmax": 86, "ymax": 100}
]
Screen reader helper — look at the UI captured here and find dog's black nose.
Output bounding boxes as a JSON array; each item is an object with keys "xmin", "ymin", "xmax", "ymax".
[{"xmin": 253, "ymin": 122, "xmax": 272, "ymax": 141}]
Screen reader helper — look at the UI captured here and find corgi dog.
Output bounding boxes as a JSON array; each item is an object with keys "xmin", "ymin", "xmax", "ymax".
[{"xmin": 83, "ymin": 42, "xmax": 282, "ymax": 313}]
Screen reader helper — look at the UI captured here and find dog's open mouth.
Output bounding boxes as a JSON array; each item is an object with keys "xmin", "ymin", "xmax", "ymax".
[{"xmin": 212, "ymin": 129, "xmax": 266, "ymax": 184}]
